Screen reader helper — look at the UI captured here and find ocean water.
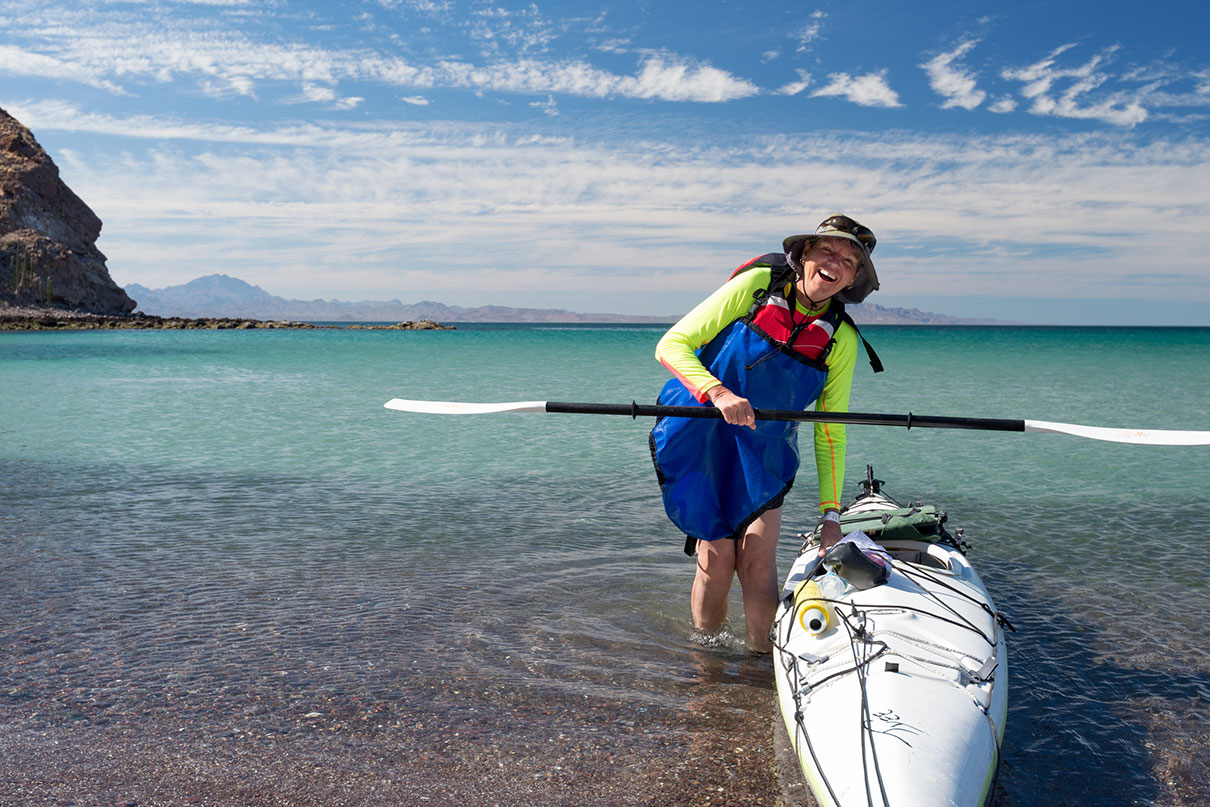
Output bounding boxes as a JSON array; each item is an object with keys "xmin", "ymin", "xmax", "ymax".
[{"xmin": 1, "ymin": 324, "xmax": 1208, "ymax": 806}]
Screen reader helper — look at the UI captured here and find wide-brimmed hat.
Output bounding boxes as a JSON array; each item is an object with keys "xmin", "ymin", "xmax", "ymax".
[{"xmin": 783, "ymin": 214, "xmax": 880, "ymax": 304}]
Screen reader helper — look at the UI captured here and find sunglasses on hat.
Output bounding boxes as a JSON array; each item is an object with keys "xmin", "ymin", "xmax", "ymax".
[{"xmin": 816, "ymin": 215, "xmax": 876, "ymax": 254}]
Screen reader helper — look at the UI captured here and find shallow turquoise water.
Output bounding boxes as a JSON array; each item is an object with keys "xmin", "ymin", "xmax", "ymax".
[{"xmin": 2, "ymin": 324, "xmax": 1208, "ymax": 804}]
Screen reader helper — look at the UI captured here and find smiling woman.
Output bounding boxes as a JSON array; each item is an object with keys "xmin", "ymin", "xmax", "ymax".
[{"xmin": 650, "ymin": 214, "xmax": 882, "ymax": 652}]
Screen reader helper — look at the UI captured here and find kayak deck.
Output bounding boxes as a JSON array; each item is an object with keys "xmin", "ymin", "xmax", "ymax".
[{"xmin": 772, "ymin": 474, "xmax": 1009, "ymax": 807}]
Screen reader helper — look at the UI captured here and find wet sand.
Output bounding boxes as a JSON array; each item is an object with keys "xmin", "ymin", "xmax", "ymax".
[
  {"xmin": 6, "ymin": 658, "xmax": 1206, "ymax": 807},
  {"xmin": 1, "ymin": 652, "xmax": 803, "ymax": 807}
]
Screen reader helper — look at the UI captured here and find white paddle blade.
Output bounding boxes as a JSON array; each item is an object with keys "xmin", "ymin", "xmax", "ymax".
[
  {"xmin": 1024, "ymin": 420, "xmax": 1210, "ymax": 446},
  {"xmin": 384, "ymin": 398, "xmax": 548, "ymax": 415}
]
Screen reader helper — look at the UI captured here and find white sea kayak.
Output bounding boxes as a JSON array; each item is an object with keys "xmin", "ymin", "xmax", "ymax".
[{"xmin": 772, "ymin": 468, "xmax": 1010, "ymax": 807}]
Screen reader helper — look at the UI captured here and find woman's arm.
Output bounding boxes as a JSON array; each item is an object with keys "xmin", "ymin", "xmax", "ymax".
[
  {"xmin": 813, "ymin": 322, "xmax": 859, "ymax": 513},
  {"xmin": 654, "ymin": 268, "xmax": 771, "ymax": 402}
]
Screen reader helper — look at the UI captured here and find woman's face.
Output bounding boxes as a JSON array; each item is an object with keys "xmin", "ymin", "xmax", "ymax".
[{"xmin": 798, "ymin": 237, "xmax": 862, "ymax": 302}]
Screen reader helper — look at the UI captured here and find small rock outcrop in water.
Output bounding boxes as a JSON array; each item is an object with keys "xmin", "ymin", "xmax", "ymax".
[
  {"xmin": 0, "ymin": 106, "xmax": 135, "ymax": 314},
  {"xmin": 0, "ymin": 306, "xmax": 454, "ymax": 331}
]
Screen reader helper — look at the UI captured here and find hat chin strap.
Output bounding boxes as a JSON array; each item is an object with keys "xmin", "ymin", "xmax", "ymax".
[{"xmin": 793, "ymin": 274, "xmax": 833, "ymax": 311}]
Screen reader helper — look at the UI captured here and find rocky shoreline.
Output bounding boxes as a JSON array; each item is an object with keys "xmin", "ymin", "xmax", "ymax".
[{"xmin": 0, "ymin": 305, "xmax": 454, "ymax": 331}]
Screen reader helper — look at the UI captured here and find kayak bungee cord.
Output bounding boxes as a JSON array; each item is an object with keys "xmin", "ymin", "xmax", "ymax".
[
  {"xmin": 843, "ymin": 607, "xmax": 893, "ymax": 807},
  {"xmin": 774, "ymin": 600, "xmax": 845, "ymax": 807},
  {"xmin": 889, "ymin": 563, "xmax": 1000, "ymax": 646},
  {"xmin": 893, "ymin": 558, "xmax": 1017, "ymax": 641},
  {"xmin": 890, "ymin": 549, "xmax": 1021, "ymax": 638},
  {"xmin": 774, "ymin": 587, "xmax": 894, "ymax": 807},
  {"xmin": 888, "ymin": 559, "xmax": 1010, "ymax": 793}
]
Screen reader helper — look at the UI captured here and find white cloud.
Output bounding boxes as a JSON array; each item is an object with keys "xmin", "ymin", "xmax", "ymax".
[
  {"xmin": 469, "ymin": 3, "xmax": 556, "ymax": 58},
  {"xmin": 810, "ymin": 71, "xmax": 902, "ymax": 108},
  {"xmin": 0, "ymin": 17, "xmax": 757, "ymax": 105},
  {"xmin": 595, "ymin": 39, "xmax": 630, "ymax": 55},
  {"xmin": 1001, "ymin": 43, "xmax": 1080, "ymax": 98},
  {"xmin": 988, "ymin": 95, "xmax": 1017, "ymax": 114},
  {"xmin": 0, "ymin": 44, "xmax": 126, "ymax": 93},
  {"xmin": 401, "ymin": 95, "xmax": 431, "ymax": 105},
  {"xmin": 625, "ymin": 57, "xmax": 759, "ymax": 102},
  {"xmin": 299, "ymin": 83, "xmax": 338, "ymax": 104},
  {"xmin": 1002, "ymin": 45, "xmax": 1148, "ymax": 126},
  {"xmin": 18, "ymin": 101, "xmax": 1207, "ymax": 311},
  {"xmin": 1123, "ymin": 68, "xmax": 1210, "ymax": 110},
  {"xmin": 775, "ymin": 69, "xmax": 811, "ymax": 96},
  {"xmin": 291, "ymin": 82, "xmax": 363, "ymax": 109},
  {"xmin": 529, "ymin": 94, "xmax": 558, "ymax": 116},
  {"xmin": 794, "ymin": 11, "xmax": 826, "ymax": 52},
  {"xmin": 460, "ymin": 56, "xmax": 757, "ymax": 103},
  {"xmin": 375, "ymin": 0, "xmax": 450, "ymax": 12},
  {"xmin": 921, "ymin": 40, "xmax": 985, "ymax": 110},
  {"xmin": 4, "ymin": 99, "xmax": 435, "ymax": 150}
]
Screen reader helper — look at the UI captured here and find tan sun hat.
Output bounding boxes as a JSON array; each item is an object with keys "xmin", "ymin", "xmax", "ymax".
[{"xmin": 783, "ymin": 214, "xmax": 880, "ymax": 304}]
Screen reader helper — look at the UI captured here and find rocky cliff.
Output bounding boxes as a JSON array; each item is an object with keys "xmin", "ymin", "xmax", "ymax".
[{"xmin": 0, "ymin": 107, "xmax": 134, "ymax": 314}]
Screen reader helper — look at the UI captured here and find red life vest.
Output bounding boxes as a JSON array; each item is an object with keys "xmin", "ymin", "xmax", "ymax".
[{"xmin": 730, "ymin": 252, "xmax": 866, "ymax": 370}]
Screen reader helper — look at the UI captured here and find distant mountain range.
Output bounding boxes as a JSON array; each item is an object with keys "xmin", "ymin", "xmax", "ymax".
[{"xmin": 125, "ymin": 274, "xmax": 1005, "ymax": 325}]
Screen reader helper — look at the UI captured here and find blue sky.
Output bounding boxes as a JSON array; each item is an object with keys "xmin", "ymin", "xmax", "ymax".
[{"xmin": 2, "ymin": 0, "xmax": 1209, "ymax": 324}]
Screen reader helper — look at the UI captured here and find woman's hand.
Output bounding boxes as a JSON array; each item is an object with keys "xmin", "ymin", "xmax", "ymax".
[
  {"xmin": 817, "ymin": 519, "xmax": 842, "ymax": 556},
  {"xmin": 706, "ymin": 385, "xmax": 756, "ymax": 429}
]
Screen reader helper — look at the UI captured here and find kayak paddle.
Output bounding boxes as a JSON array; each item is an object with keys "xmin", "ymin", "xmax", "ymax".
[{"xmin": 383, "ymin": 399, "xmax": 1210, "ymax": 446}]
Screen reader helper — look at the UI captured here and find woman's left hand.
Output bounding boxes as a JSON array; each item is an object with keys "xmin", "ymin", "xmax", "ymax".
[{"xmin": 817, "ymin": 519, "xmax": 842, "ymax": 556}]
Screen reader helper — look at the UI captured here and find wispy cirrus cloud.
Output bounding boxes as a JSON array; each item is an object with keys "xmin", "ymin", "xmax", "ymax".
[
  {"xmin": 437, "ymin": 56, "xmax": 759, "ymax": 102},
  {"xmin": 528, "ymin": 94, "xmax": 558, "ymax": 116},
  {"xmin": 0, "ymin": 16, "xmax": 758, "ymax": 104},
  {"xmin": 794, "ymin": 11, "xmax": 826, "ymax": 53},
  {"xmin": 921, "ymin": 40, "xmax": 986, "ymax": 110},
  {"xmin": 1001, "ymin": 44, "xmax": 1148, "ymax": 126},
  {"xmin": 775, "ymin": 69, "xmax": 812, "ymax": 96},
  {"xmin": 291, "ymin": 82, "xmax": 364, "ymax": 110},
  {"xmin": 0, "ymin": 44, "xmax": 125, "ymax": 93},
  {"xmin": 988, "ymin": 95, "xmax": 1017, "ymax": 114},
  {"xmin": 468, "ymin": 3, "xmax": 558, "ymax": 58},
  {"xmin": 810, "ymin": 71, "xmax": 902, "ymax": 108}
]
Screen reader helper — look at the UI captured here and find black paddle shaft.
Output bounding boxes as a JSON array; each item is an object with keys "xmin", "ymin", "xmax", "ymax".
[{"xmin": 544, "ymin": 401, "xmax": 1026, "ymax": 433}]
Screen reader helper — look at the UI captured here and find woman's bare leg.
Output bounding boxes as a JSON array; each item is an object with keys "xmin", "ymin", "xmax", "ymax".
[
  {"xmin": 690, "ymin": 507, "xmax": 781, "ymax": 651},
  {"xmin": 691, "ymin": 537, "xmax": 736, "ymax": 634},
  {"xmin": 735, "ymin": 508, "xmax": 781, "ymax": 652}
]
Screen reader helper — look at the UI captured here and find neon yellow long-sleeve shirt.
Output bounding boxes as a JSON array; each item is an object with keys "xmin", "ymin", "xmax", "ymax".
[{"xmin": 654, "ymin": 266, "xmax": 858, "ymax": 513}]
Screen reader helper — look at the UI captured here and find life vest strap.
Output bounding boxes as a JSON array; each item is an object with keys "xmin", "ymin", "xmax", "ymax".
[
  {"xmin": 737, "ymin": 255, "xmax": 883, "ymax": 374},
  {"xmin": 841, "ymin": 312, "xmax": 884, "ymax": 373}
]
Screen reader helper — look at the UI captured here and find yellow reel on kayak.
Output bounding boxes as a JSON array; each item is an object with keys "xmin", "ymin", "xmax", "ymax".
[{"xmin": 793, "ymin": 578, "xmax": 834, "ymax": 636}]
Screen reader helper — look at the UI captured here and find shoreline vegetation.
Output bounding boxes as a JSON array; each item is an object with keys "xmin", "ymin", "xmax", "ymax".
[{"xmin": 0, "ymin": 305, "xmax": 454, "ymax": 331}]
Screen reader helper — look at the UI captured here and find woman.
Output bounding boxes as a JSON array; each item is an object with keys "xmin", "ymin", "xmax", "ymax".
[{"xmin": 650, "ymin": 214, "xmax": 880, "ymax": 652}]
